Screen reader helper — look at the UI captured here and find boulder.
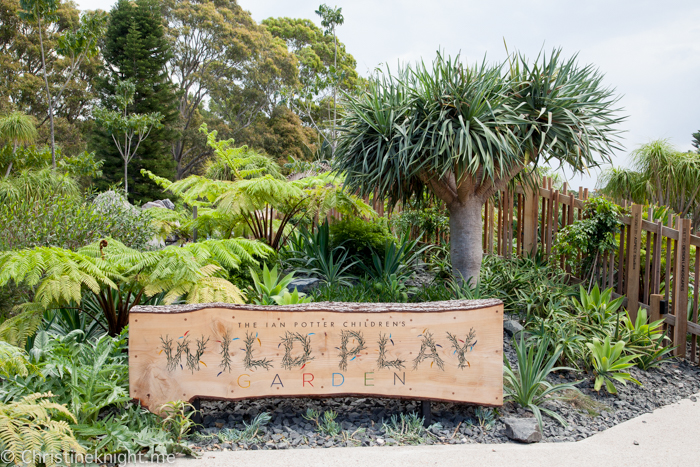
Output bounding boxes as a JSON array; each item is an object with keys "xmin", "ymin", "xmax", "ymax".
[
  {"xmin": 93, "ymin": 190, "xmax": 137, "ymax": 214},
  {"xmin": 503, "ymin": 320, "xmax": 524, "ymax": 336},
  {"xmin": 503, "ymin": 417, "xmax": 542, "ymax": 443},
  {"xmin": 142, "ymin": 199, "xmax": 175, "ymax": 210},
  {"xmin": 287, "ymin": 277, "xmax": 321, "ymax": 294}
]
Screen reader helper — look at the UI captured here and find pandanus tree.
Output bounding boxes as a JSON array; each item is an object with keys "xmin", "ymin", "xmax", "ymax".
[{"xmin": 335, "ymin": 51, "xmax": 623, "ymax": 282}]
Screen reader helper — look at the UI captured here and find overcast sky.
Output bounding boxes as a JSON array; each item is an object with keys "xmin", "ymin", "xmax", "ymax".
[{"xmin": 77, "ymin": 0, "xmax": 700, "ymax": 189}]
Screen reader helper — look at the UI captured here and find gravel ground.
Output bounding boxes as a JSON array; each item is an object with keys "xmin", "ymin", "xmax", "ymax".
[{"xmin": 188, "ymin": 324, "xmax": 700, "ymax": 452}]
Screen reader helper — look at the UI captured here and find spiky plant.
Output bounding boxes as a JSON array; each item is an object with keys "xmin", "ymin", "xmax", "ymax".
[
  {"xmin": 0, "ymin": 237, "xmax": 272, "ymax": 339},
  {"xmin": 335, "ymin": 50, "xmax": 622, "ymax": 282},
  {"xmin": 0, "ymin": 392, "xmax": 84, "ymax": 467}
]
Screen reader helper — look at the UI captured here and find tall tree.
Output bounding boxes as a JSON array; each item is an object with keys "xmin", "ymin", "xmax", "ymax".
[
  {"xmin": 163, "ymin": 0, "xmax": 298, "ymax": 179},
  {"xmin": 93, "ymin": 0, "xmax": 177, "ymax": 201},
  {"xmin": 0, "ymin": 112, "xmax": 37, "ymax": 177},
  {"xmin": 94, "ymin": 80, "xmax": 164, "ymax": 195},
  {"xmin": 17, "ymin": 0, "xmax": 105, "ymax": 168},
  {"xmin": 263, "ymin": 15, "xmax": 358, "ymax": 153},
  {"xmin": 692, "ymin": 130, "xmax": 700, "ymax": 153},
  {"xmin": 314, "ymin": 4, "xmax": 343, "ymax": 155},
  {"xmin": 335, "ymin": 51, "xmax": 622, "ymax": 282}
]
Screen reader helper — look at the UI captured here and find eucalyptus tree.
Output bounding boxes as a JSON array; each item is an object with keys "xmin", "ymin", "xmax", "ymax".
[
  {"xmin": 0, "ymin": 112, "xmax": 37, "ymax": 177},
  {"xmin": 315, "ymin": 4, "xmax": 344, "ymax": 154},
  {"xmin": 18, "ymin": 0, "xmax": 106, "ymax": 168},
  {"xmin": 335, "ymin": 51, "xmax": 623, "ymax": 283}
]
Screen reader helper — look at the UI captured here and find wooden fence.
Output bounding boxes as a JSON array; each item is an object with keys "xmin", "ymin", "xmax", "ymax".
[{"xmin": 485, "ymin": 177, "xmax": 699, "ymax": 362}]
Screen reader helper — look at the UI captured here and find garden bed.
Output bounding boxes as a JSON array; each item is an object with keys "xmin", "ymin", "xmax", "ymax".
[{"xmin": 187, "ymin": 332, "xmax": 700, "ymax": 451}]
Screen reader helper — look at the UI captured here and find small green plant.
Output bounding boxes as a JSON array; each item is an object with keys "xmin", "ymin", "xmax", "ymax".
[
  {"xmin": 474, "ymin": 406, "xmax": 497, "ymax": 429},
  {"xmin": 371, "ymin": 274, "xmax": 414, "ymax": 303},
  {"xmin": 303, "ymin": 408, "xmax": 341, "ymax": 436},
  {"xmin": 291, "ymin": 223, "xmax": 357, "ymax": 287},
  {"xmin": 273, "ymin": 288, "xmax": 313, "ymax": 305},
  {"xmin": 503, "ymin": 334, "xmax": 580, "ymax": 429},
  {"xmin": 218, "ymin": 412, "xmax": 272, "ymax": 443},
  {"xmin": 249, "ymin": 264, "xmax": 296, "ymax": 305},
  {"xmin": 380, "ymin": 413, "xmax": 429, "ymax": 445},
  {"xmin": 620, "ymin": 308, "xmax": 674, "ymax": 370},
  {"xmin": 363, "ymin": 234, "xmax": 430, "ymax": 282},
  {"xmin": 572, "ymin": 285, "xmax": 625, "ymax": 330},
  {"xmin": 585, "ymin": 337, "xmax": 641, "ymax": 394},
  {"xmin": 159, "ymin": 400, "xmax": 197, "ymax": 443}
]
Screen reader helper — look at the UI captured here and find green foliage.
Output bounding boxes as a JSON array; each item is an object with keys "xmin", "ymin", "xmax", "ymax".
[
  {"xmin": 0, "ymin": 192, "xmax": 155, "ymax": 252},
  {"xmin": 503, "ymin": 334, "xmax": 580, "ymax": 429},
  {"xmin": 273, "ymin": 288, "xmax": 313, "ymax": 305},
  {"xmin": 381, "ymin": 413, "xmax": 430, "ymax": 445},
  {"xmin": 218, "ymin": 412, "xmax": 271, "ymax": 443},
  {"xmin": 94, "ymin": 0, "xmax": 178, "ymax": 202},
  {"xmin": 159, "ymin": 400, "xmax": 196, "ymax": 444},
  {"xmin": 572, "ymin": 285, "xmax": 625, "ymax": 328},
  {"xmin": 553, "ymin": 197, "xmax": 623, "ymax": 277},
  {"xmin": 248, "ymin": 264, "xmax": 296, "ymax": 305},
  {"xmin": 0, "ymin": 392, "xmax": 84, "ymax": 467},
  {"xmin": 620, "ymin": 309, "xmax": 674, "ymax": 370},
  {"xmin": 0, "ymin": 237, "xmax": 271, "ymax": 338},
  {"xmin": 585, "ymin": 337, "xmax": 641, "ymax": 394},
  {"xmin": 303, "ymin": 408, "xmax": 340, "ymax": 437},
  {"xmin": 362, "ymin": 235, "xmax": 430, "ymax": 283},
  {"xmin": 290, "ymin": 223, "xmax": 357, "ymax": 287},
  {"xmin": 329, "ymin": 217, "xmax": 395, "ymax": 267}
]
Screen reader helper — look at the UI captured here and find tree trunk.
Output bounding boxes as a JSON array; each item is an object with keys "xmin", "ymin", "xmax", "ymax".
[
  {"xmin": 124, "ymin": 159, "xmax": 129, "ymax": 197},
  {"xmin": 448, "ymin": 197, "xmax": 484, "ymax": 285},
  {"xmin": 37, "ymin": 17, "xmax": 56, "ymax": 169}
]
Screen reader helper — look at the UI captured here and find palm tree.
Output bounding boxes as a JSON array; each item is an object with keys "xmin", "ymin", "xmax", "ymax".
[
  {"xmin": 0, "ymin": 112, "xmax": 38, "ymax": 178},
  {"xmin": 335, "ymin": 50, "xmax": 623, "ymax": 282},
  {"xmin": 597, "ymin": 140, "xmax": 700, "ymax": 231}
]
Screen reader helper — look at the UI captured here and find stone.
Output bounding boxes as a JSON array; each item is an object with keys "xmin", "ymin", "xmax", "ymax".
[
  {"xmin": 503, "ymin": 320, "xmax": 524, "ymax": 336},
  {"xmin": 93, "ymin": 190, "xmax": 138, "ymax": 214},
  {"xmin": 287, "ymin": 278, "xmax": 321, "ymax": 294},
  {"xmin": 503, "ymin": 418, "xmax": 542, "ymax": 443},
  {"xmin": 142, "ymin": 199, "xmax": 175, "ymax": 210}
]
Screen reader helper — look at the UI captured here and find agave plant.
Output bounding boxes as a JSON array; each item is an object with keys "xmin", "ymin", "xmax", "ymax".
[
  {"xmin": 585, "ymin": 337, "xmax": 641, "ymax": 394},
  {"xmin": 290, "ymin": 223, "xmax": 357, "ymax": 287},
  {"xmin": 503, "ymin": 334, "xmax": 580, "ymax": 429},
  {"xmin": 248, "ymin": 264, "xmax": 296, "ymax": 305},
  {"xmin": 362, "ymin": 234, "xmax": 431, "ymax": 282}
]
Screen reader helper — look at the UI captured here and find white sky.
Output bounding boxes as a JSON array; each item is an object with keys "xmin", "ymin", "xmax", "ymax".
[{"xmin": 77, "ymin": 0, "xmax": 700, "ymax": 189}]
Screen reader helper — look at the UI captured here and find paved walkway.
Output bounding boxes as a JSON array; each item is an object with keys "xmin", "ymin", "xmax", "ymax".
[{"xmin": 145, "ymin": 393, "xmax": 700, "ymax": 467}]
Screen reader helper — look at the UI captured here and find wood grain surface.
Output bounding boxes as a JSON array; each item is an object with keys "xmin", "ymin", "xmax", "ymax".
[{"xmin": 129, "ymin": 300, "xmax": 504, "ymax": 412}]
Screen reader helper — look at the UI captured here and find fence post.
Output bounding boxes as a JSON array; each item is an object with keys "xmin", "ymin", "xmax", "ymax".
[
  {"xmin": 673, "ymin": 218, "xmax": 691, "ymax": 358},
  {"xmin": 625, "ymin": 204, "xmax": 643, "ymax": 321},
  {"xmin": 522, "ymin": 183, "xmax": 539, "ymax": 256},
  {"xmin": 650, "ymin": 294, "xmax": 662, "ymax": 324}
]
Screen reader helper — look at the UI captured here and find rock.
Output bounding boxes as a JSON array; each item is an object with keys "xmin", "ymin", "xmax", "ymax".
[
  {"xmin": 503, "ymin": 418, "xmax": 542, "ymax": 443},
  {"xmin": 376, "ymin": 438, "xmax": 385, "ymax": 446},
  {"xmin": 503, "ymin": 320, "xmax": 524, "ymax": 336},
  {"xmin": 142, "ymin": 199, "xmax": 175, "ymax": 210},
  {"xmin": 287, "ymin": 278, "xmax": 321, "ymax": 294},
  {"xmin": 93, "ymin": 190, "xmax": 138, "ymax": 213}
]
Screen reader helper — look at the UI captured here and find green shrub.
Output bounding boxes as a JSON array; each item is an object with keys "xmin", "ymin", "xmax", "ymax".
[
  {"xmin": 585, "ymin": 337, "xmax": 641, "ymax": 394},
  {"xmin": 0, "ymin": 194, "xmax": 154, "ymax": 252},
  {"xmin": 330, "ymin": 217, "xmax": 395, "ymax": 267}
]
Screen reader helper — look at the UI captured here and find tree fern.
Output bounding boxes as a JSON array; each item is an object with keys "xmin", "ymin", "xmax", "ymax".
[
  {"xmin": 0, "ymin": 238, "xmax": 272, "ymax": 337},
  {"xmin": 0, "ymin": 393, "xmax": 84, "ymax": 467}
]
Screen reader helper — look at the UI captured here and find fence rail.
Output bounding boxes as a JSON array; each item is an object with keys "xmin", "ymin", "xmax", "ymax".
[{"xmin": 486, "ymin": 177, "xmax": 699, "ymax": 362}]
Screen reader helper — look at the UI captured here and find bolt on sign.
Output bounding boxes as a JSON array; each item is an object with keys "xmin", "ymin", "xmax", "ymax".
[{"xmin": 129, "ymin": 300, "xmax": 504, "ymax": 412}]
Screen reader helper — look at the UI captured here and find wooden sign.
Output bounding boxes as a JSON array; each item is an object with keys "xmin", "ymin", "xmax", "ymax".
[{"xmin": 129, "ymin": 300, "xmax": 504, "ymax": 412}]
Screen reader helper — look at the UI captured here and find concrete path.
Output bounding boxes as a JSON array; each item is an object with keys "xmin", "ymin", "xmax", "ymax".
[{"xmin": 148, "ymin": 393, "xmax": 700, "ymax": 467}]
